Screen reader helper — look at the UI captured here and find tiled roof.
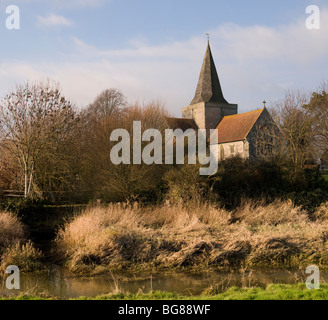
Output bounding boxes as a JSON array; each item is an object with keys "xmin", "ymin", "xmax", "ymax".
[
  {"xmin": 166, "ymin": 117, "xmax": 198, "ymax": 131},
  {"xmin": 211, "ymin": 108, "xmax": 265, "ymax": 144}
]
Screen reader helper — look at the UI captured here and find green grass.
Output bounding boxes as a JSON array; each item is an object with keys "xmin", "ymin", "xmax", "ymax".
[
  {"xmin": 212, "ymin": 284, "xmax": 328, "ymax": 300},
  {"xmin": 88, "ymin": 284, "xmax": 328, "ymax": 300},
  {"xmin": 2, "ymin": 284, "xmax": 328, "ymax": 300}
]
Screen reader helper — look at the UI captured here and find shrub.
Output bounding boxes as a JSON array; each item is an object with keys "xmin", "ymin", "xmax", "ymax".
[
  {"xmin": 0, "ymin": 211, "xmax": 44, "ymax": 272},
  {"xmin": 0, "ymin": 241, "xmax": 44, "ymax": 272},
  {"xmin": 211, "ymin": 157, "xmax": 328, "ymax": 211},
  {"xmin": 0, "ymin": 211, "xmax": 25, "ymax": 254},
  {"xmin": 163, "ymin": 164, "xmax": 213, "ymax": 205}
]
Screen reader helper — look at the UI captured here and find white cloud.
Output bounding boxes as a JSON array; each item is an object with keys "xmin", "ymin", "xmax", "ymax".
[
  {"xmin": 37, "ymin": 13, "xmax": 73, "ymax": 27},
  {"xmin": 1, "ymin": 9, "xmax": 328, "ymax": 116}
]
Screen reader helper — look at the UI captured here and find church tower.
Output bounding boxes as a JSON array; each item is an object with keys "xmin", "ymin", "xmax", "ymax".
[{"xmin": 182, "ymin": 41, "xmax": 238, "ymax": 131}]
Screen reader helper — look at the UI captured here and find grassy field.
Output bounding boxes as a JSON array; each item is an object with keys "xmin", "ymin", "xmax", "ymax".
[{"xmin": 1, "ymin": 284, "xmax": 328, "ymax": 300}]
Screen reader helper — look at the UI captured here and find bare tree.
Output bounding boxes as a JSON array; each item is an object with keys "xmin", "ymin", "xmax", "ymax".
[
  {"xmin": 79, "ymin": 100, "xmax": 170, "ymax": 200},
  {"xmin": 274, "ymin": 91, "xmax": 314, "ymax": 169},
  {"xmin": 303, "ymin": 82, "xmax": 328, "ymax": 158},
  {"xmin": 255, "ymin": 91, "xmax": 314, "ymax": 172},
  {"xmin": 87, "ymin": 89, "xmax": 127, "ymax": 119},
  {"xmin": 0, "ymin": 81, "xmax": 76, "ymax": 198}
]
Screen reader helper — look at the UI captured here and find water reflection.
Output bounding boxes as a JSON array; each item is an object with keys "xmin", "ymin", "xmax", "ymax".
[{"xmin": 1, "ymin": 266, "xmax": 327, "ymax": 299}]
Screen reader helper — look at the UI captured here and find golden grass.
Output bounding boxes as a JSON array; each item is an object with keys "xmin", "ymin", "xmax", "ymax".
[
  {"xmin": 312, "ymin": 202, "xmax": 328, "ymax": 221},
  {"xmin": 234, "ymin": 199, "xmax": 309, "ymax": 227},
  {"xmin": 0, "ymin": 211, "xmax": 44, "ymax": 272},
  {"xmin": 0, "ymin": 211, "xmax": 25, "ymax": 250},
  {"xmin": 54, "ymin": 201, "xmax": 328, "ymax": 273},
  {"xmin": 0, "ymin": 241, "xmax": 43, "ymax": 272}
]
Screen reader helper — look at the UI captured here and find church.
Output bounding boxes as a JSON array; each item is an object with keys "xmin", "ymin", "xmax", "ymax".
[{"xmin": 166, "ymin": 41, "xmax": 275, "ymax": 161}]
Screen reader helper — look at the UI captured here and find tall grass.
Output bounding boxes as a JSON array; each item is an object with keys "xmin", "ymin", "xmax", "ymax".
[
  {"xmin": 0, "ymin": 211, "xmax": 25, "ymax": 251},
  {"xmin": 54, "ymin": 201, "xmax": 328, "ymax": 273},
  {"xmin": 0, "ymin": 211, "xmax": 43, "ymax": 272}
]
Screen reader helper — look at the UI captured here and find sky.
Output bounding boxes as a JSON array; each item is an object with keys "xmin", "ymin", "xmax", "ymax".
[{"xmin": 0, "ymin": 0, "xmax": 327, "ymax": 116}]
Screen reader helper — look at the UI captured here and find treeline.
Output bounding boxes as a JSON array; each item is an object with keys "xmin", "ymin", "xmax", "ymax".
[
  {"xmin": 0, "ymin": 80, "xmax": 328, "ymax": 212},
  {"xmin": 0, "ymin": 81, "xmax": 170, "ymax": 203}
]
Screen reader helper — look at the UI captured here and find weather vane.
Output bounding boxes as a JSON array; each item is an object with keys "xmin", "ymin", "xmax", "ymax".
[
  {"xmin": 263, "ymin": 100, "xmax": 267, "ymax": 108},
  {"xmin": 205, "ymin": 33, "xmax": 210, "ymax": 41}
]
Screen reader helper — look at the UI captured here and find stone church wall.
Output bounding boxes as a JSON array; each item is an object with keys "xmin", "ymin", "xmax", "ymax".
[{"xmin": 218, "ymin": 140, "xmax": 249, "ymax": 161}]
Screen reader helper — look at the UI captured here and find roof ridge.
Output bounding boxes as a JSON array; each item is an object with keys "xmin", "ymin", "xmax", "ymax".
[{"xmin": 222, "ymin": 108, "xmax": 264, "ymax": 119}]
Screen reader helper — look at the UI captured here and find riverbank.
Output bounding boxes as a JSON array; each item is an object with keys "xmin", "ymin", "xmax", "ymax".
[
  {"xmin": 1, "ymin": 199, "xmax": 328, "ymax": 275},
  {"xmin": 1, "ymin": 284, "xmax": 328, "ymax": 300},
  {"xmin": 53, "ymin": 200, "xmax": 328, "ymax": 274},
  {"xmin": 2, "ymin": 268, "xmax": 321, "ymax": 299}
]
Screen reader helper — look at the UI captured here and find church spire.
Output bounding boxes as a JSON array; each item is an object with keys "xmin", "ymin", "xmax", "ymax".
[{"xmin": 191, "ymin": 41, "xmax": 228, "ymax": 105}]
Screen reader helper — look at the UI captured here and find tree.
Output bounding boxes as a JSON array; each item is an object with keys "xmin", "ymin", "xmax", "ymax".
[
  {"xmin": 87, "ymin": 88, "xmax": 127, "ymax": 119},
  {"xmin": 79, "ymin": 100, "xmax": 170, "ymax": 201},
  {"xmin": 106, "ymin": 101, "xmax": 170, "ymax": 200},
  {"xmin": 0, "ymin": 81, "xmax": 76, "ymax": 198},
  {"xmin": 270, "ymin": 91, "xmax": 314, "ymax": 171},
  {"xmin": 303, "ymin": 82, "xmax": 328, "ymax": 157}
]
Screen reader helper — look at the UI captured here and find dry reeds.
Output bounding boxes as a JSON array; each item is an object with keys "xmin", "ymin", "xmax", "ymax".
[
  {"xmin": 54, "ymin": 200, "xmax": 328, "ymax": 272},
  {"xmin": 0, "ymin": 211, "xmax": 43, "ymax": 273},
  {"xmin": 0, "ymin": 211, "xmax": 25, "ymax": 251}
]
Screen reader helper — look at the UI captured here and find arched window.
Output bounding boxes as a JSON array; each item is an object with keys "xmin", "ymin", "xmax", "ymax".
[{"xmin": 220, "ymin": 145, "xmax": 225, "ymax": 160}]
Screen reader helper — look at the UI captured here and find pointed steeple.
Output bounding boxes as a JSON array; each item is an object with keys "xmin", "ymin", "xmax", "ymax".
[{"xmin": 191, "ymin": 41, "xmax": 228, "ymax": 105}]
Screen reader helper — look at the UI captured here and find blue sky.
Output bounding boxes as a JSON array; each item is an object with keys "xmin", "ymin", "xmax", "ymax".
[{"xmin": 0, "ymin": 0, "xmax": 327, "ymax": 115}]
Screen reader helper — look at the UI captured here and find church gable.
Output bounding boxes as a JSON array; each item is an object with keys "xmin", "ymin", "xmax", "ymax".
[
  {"xmin": 210, "ymin": 108, "xmax": 275, "ymax": 161},
  {"xmin": 212, "ymin": 108, "xmax": 266, "ymax": 145}
]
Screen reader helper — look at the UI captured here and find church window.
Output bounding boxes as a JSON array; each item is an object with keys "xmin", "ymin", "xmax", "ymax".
[{"xmin": 220, "ymin": 145, "xmax": 225, "ymax": 160}]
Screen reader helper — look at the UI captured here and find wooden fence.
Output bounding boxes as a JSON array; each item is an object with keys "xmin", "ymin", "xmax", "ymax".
[{"xmin": 0, "ymin": 190, "xmax": 92, "ymax": 204}]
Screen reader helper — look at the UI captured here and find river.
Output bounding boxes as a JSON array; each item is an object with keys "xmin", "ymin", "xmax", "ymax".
[{"xmin": 1, "ymin": 266, "xmax": 326, "ymax": 299}]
